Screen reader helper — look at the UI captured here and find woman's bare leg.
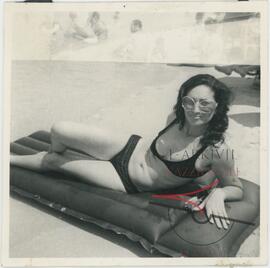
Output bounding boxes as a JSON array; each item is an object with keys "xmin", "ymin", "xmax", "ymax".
[
  {"xmin": 10, "ymin": 152, "xmax": 49, "ymax": 171},
  {"xmin": 11, "ymin": 150, "xmax": 127, "ymax": 192},
  {"xmin": 11, "ymin": 121, "xmax": 130, "ymax": 170},
  {"xmin": 49, "ymin": 121, "xmax": 130, "ymax": 160},
  {"xmin": 46, "ymin": 151, "xmax": 127, "ymax": 192},
  {"xmin": 10, "ymin": 121, "xmax": 131, "ymax": 191},
  {"xmin": 10, "ymin": 149, "xmax": 91, "ymax": 172}
]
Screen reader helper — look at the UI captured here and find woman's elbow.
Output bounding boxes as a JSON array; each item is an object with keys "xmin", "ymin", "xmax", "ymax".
[
  {"xmin": 234, "ymin": 178, "xmax": 244, "ymax": 200},
  {"xmin": 236, "ymin": 186, "xmax": 244, "ymax": 200},
  {"xmin": 230, "ymin": 184, "xmax": 244, "ymax": 201}
]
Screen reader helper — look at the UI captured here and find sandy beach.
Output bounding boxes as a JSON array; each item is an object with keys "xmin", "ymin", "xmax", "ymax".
[{"xmin": 10, "ymin": 61, "xmax": 260, "ymax": 257}]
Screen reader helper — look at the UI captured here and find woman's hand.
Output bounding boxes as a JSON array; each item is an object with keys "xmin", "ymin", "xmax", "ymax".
[{"xmin": 192, "ymin": 188, "xmax": 230, "ymax": 229}]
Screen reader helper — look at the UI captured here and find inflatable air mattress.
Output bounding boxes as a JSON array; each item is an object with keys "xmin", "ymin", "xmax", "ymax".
[{"xmin": 10, "ymin": 131, "xmax": 260, "ymax": 257}]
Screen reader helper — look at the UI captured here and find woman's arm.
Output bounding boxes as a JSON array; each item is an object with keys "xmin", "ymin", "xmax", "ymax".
[
  {"xmin": 193, "ymin": 142, "xmax": 243, "ymax": 229},
  {"xmin": 211, "ymin": 142, "xmax": 243, "ymax": 201}
]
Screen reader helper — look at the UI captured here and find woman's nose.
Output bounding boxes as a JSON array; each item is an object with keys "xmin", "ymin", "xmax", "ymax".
[{"xmin": 193, "ymin": 102, "xmax": 201, "ymax": 113}]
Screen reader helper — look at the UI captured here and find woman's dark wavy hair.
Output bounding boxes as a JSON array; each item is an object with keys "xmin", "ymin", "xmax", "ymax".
[{"xmin": 173, "ymin": 74, "xmax": 232, "ymax": 148}]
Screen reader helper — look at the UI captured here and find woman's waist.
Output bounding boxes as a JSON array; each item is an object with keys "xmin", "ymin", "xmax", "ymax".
[
  {"xmin": 128, "ymin": 143, "xmax": 190, "ymax": 191},
  {"xmin": 130, "ymin": 146, "xmax": 215, "ymax": 191},
  {"xmin": 127, "ymin": 138, "xmax": 154, "ymax": 189}
]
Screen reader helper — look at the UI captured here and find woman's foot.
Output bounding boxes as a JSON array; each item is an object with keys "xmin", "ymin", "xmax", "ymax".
[{"xmin": 10, "ymin": 151, "xmax": 49, "ymax": 172}]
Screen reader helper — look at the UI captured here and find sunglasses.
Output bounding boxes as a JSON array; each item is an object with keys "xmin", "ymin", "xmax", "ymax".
[{"xmin": 182, "ymin": 96, "xmax": 217, "ymax": 113}]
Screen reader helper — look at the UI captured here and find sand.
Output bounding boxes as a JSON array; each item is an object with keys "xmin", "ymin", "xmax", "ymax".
[{"xmin": 10, "ymin": 61, "xmax": 260, "ymax": 257}]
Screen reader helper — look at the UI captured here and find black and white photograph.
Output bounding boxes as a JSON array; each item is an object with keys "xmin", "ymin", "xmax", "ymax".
[{"xmin": 2, "ymin": 1, "xmax": 268, "ymax": 266}]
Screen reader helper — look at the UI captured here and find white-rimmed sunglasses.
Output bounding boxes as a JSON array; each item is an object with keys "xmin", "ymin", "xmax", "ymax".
[{"xmin": 182, "ymin": 96, "xmax": 217, "ymax": 113}]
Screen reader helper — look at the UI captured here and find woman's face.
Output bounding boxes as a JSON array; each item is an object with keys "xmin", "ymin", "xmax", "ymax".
[{"xmin": 182, "ymin": 85, "xmax": 217, "ymax": 126}]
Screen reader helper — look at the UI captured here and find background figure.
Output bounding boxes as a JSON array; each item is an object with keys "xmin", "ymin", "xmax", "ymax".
[
  {"xmin": 66, "ymin": 12, "xmax": 87, "ymax": 39},
  {"xmin": 130, "ymin": 19, "xmax": 142, "ymax": 33},
  {"xmin": 87, "ymin": 12, "xmax": 108, "ymax": 41},
  {"xmin": 113, "ymin": 18, "xmax": 148, "ymax": 60},
  {"xmin": 66, "ymin": 12, "xmax": 96, "ymax": 41}
]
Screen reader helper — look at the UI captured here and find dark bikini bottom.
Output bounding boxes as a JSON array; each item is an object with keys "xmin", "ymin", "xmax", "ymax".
[{"xmin": 110, "ymin": 135, "xmax": 142, "ymax": 194}]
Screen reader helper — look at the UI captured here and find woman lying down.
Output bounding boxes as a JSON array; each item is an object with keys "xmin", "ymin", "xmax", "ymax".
[{"xmin": 11, "ymin": 74, "xmax": 244, "ymax": 230}]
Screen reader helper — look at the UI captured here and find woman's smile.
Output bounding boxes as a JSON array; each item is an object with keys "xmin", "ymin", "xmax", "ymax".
[
  {"xmin": 193, "ymin": 114, "xmax": 201, "ymax": 120},
  {"xmin": 189, "ymin": 112, "xmax": 205, "ymax": 121}
]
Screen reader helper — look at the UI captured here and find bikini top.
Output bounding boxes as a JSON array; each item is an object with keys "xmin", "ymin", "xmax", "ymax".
[{"xmin": 150, "ymin": 118, "xmax": 209, "ymax": 178}]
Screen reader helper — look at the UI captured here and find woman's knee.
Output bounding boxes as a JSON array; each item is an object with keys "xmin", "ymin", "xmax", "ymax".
[
  {"xmin": 50, "ymin": 121, "xmax": 75, "ymax": 153},
  {"xmin": 42, "ymin": 152, "xmax": 67, "ymax": 171},
  {"xmin": 51, "ymin": 121, "xmax": 73, "ymax": 139}
]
